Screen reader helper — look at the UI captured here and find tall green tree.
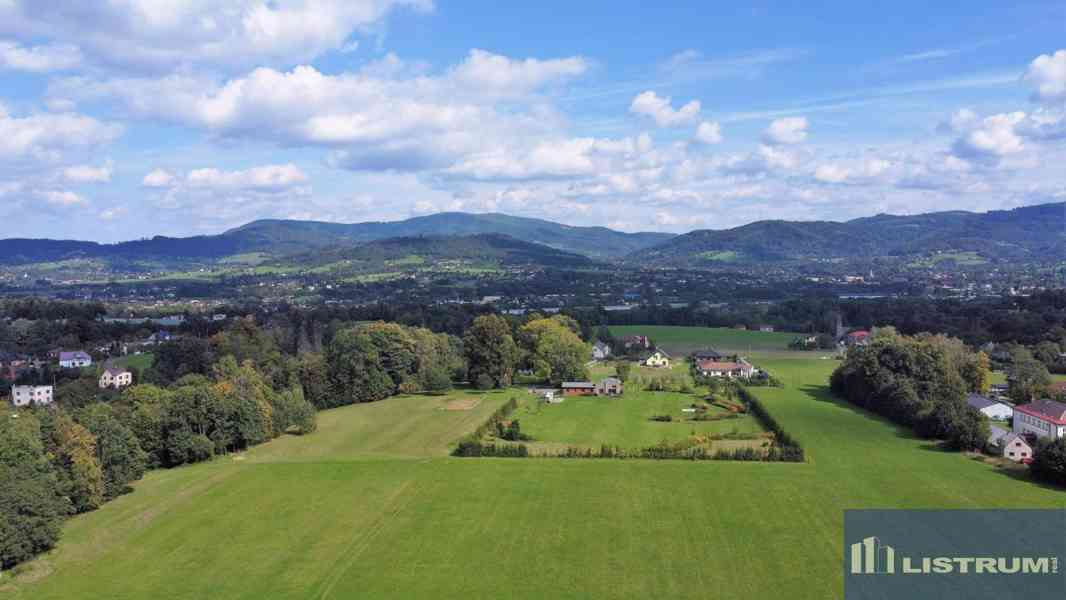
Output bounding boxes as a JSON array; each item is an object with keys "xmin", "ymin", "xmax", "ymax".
[
  {"xmin": 463, "ymin": 315, "xmax": 519, "ymax": 389},
  {"xmin": 0, "ymin": 408, "xmax": 71, "ymax": 569},
  {"xmin": 326, "ymin": 328, "xmax": 395, "ymax": 404},
  {"xmin": 1007, "ymin": 347, "xmax": 1052, "ymax": 403},
  {"xmin": 76, "ymin": 404, "xmax": 148, "ymax": 498},
  {"xmin": 519, "ymin": 316, "xmax": 591, "ymax": 385}
]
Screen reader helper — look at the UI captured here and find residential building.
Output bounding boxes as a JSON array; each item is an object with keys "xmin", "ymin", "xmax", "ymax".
[
  {"xmin": 592, "ymin": 341, "xmax": 612, "ymax": 361},
  {"xmin": 691, "ymin": 349, "xmax": 724, "ymax": 362},
  {"xmin": 622, "ymin": 335, "xmax": 650, "ymax": 350},
  {"xmin": 1012, "ymin": 399, "xmax": 1066, "ymax": 440},
  {"xmin": 11, "ymin": 385, "xmax": 53, "ymax": 407},
  {"xmin": 696, "ymin": 359, "xmax": 755, "ymax": 379},
  {"xmin": 965, "ymin": 394, "xmax": 1013, "ymax": 421},
  {"xmin": 643, "ymin": 350, "xmax": 671, "ymax": 369},
  {"xmin": 562, "ymin": 382, "xmax": 597, "ymax": 396},
  {"xmin": 99, "ymin": 367, "xmax": 133, "ymax": 390},
  {"xmin": 999, "ymin": 433, "xmax": 1034, "ymax": 462},
  {"xmin": 146, "ymin": 331, "xmax": 174, "ymax": 345},
  {"xmin": 759, "ymin": 325, "xmax": 775, "ymax": 332},
  {"xmin": 58, "ymin": 350, "xmax": 92, "ymax": 368},
  {"xmin": 844, "ymin": 331, "xmax": 871, "ymax": 347},
  {"xmin": 596, "ymin": 377, "xmax": 624, "ymax": 396}
]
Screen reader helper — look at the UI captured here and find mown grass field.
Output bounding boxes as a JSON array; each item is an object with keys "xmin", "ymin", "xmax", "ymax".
[
  {"xmin": 609, "ymin": 325, "xmax": 801, "ymax": 355},
  {"xmin": 5, "ymin": 351, "xmax": 1063, "ymax": 599},
  {"xmin": 512, "ymin": 389, "xmax": 764, "ymax": 450}
]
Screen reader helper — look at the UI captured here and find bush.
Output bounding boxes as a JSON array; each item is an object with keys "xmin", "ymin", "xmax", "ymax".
[{"xmin": 1030, "ymin": 438, "xmax": 1066, "ymax": 486}]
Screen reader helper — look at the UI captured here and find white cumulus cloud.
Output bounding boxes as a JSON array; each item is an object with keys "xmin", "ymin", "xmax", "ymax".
[
  {"xmin": 763, "ymin": 117, "xmax": 808, "ymax": 145},
  {"xmin": 0, "ymin": 40, "xmax": 82, "ymax": 72},
  {"xmin": 630, "ymin": 91, "xmax": 701, "ymax": 127},
  {"xmin": 694, "ymin": 121, "xmax": 723, "ymax": 144},
  {"xmin": 1024, "ymin": 49, "xmax": 1066, "ymax": 104}
]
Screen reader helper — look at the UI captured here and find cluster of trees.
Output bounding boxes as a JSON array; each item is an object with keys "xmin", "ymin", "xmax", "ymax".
[
  {"xmin": 325, "ymin": 322, "xmax": 465, "ymax": 405},
  {"xmin": 830, "ymin": 331, "xmax": 991, "ymax": 451},
  {"xmin": 464, "ymin": 314, "xmax": 590, "ymax": 389},
  {"xmin": 1, "ymin": 402, "xmax": 146, "ymax": 568},
  {"xmin": 0, "ymin": 317, "xmax": 321, "ymax": 571}
]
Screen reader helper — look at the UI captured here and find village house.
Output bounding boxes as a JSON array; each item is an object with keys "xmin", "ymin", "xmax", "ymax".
[
  {"xmin": 592, "ymin": 341, "xmax": 612, "ymax": 361},
  {"xmin": 1012, "ymin": 398, "xmax": 1066, "ymax": 440},
  {"xmin": 11, "ymin": 385, "xmax": 53, "ymax": 407},
  {"xmin": 642, "ymin": 350, "xmax": 671, "ymax": 369},
  {"xmin": 759, "ymin": 325, "xmax": 775, "ymax": 332},
  {"xmin": 696, "ymin": 359, "xmax": 755, "ymax": 379},
  {"xmin": 99, "ymin": 367, "xmax": 133, "ymax": 390},
  {"xmin": 596, "ymin": 377, "xmax": 624, "ymax": 396},
  {"xmin": 58, "ymin": 350, "xmax": 92, "ymax": 369},
  {"xmin": 965, "ymin": 393, "xmax": 1013, "ymax": 421},
  {"xmin": 691, "ymin": 349, "xmax": 724, "ymax": 362},
  {"xmin": 622, "ymin": 335, "xmax": 650, "ymax": 350},
  {"xmin": 844, "ymin": 330, "xmax": 871, "ymax": 347},
  {"xmin": 562, "ymin": 381, "xmax": 597, "ymax": 396},
  {"xmin": 146, "ymin": 331, "xmax": 174, "ymax": 345},
  {"xmin": 999, "ymin": 432, "xmax": 1034, "ymax": 462}
]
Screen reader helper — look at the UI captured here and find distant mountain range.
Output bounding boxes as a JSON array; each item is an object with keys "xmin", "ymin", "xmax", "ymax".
[
  {"xmin": 1, "ymin": 203, "xmax": 1062, "ymax": 272},
  {"xmin": 630, "ymin": 202, "xmax": 1066, "ymax": 266},
  {"xmin": 0, "ymin": 212, "xmax": 672, "ymax": 265},
  {"xmin": 287, "ymin": 233, "xmax": 598, "ymax": 272}
]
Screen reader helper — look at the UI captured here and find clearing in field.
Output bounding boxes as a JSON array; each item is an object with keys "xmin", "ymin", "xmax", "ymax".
[
  {"xmin": 511, "ymin": 387, "xmax": 769, "ymax": 454},
  {"xmin": 5, "ymin": 349, "xmax": 1062, "ymax": 600},
  {"xmin": 442, "ymin": 397, "xmax": 481, "ymax": 411}
]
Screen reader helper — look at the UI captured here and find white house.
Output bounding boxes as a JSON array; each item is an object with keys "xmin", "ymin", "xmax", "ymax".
[
  {"xmin": 643, "ymin": 350, "xmax": 671, "ymax": 369},
  {"xmin": 965, "ymin": 394, "xmax": 1013, "ymax": 421},
  {"xmin": 696, "ymin": 359, "xmax": 755, "ymax": 379},
  {"xmin": 999, "ymin": 433, "xmax": 1034, "ymax": 462},
  {"xmin": 11, "ymin": 385, "xmax": 54, "ymax": 407},
  {"xmin": 1012, "ymin": 399, "xmax": 1066, "ymax": 441},
  {"xmin": 592, "ymin": 341, "xmax": 612, "ymax": 361},
  {"xmin": 58, "ymin": 350, "xmax": 92, "ymax": 368},
  {"xmin": 99, "ymin": 367, "xmax": 133, "ymax": 390}
]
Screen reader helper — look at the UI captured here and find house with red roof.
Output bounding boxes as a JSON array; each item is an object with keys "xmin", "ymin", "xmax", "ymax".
[
  {"xmin": 696, "ymin": 359, "xmax": 755, "ymax": 379},
  {"xmin": 1012, "ymin": 398, "xmax": 1066, "ymax": 441},
  {"xmin": 844, "ymin": 330, "xmax": 871, "ymax": 347}
]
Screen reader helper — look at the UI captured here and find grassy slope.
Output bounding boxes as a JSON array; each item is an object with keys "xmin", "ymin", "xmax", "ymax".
[
  {"xmin": 610, "ymin": 325, "xmax": 800, "ymax": 355},
  {"xmin": 7, "ymin": 357, "xmax": 1064, "ymax": 600}
]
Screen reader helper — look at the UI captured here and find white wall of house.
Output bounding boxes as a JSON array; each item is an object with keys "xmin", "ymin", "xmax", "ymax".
[
  {"xmin": 979, "ymin": 403, "xmax": 1013, "ymax": 420},
  {"xmin": 1012, "ymin": 412, "xmax": 1064, "ymax": 440},
  {"xmin": 11, "ymin": 385, "xmax": 54, "ymax": 407}
]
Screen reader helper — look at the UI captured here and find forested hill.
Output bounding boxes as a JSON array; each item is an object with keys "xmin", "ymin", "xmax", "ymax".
[
  {"xmin": 284, "ymin": 233, "xmax": 599, "ymax": 270},
  {"xmin": 0, "ymin": 212, "xmax": 672, "ymax": 265},
  {"xmin": 630, "ymin": 202, "xmax": 1065, "ymax": 266}
]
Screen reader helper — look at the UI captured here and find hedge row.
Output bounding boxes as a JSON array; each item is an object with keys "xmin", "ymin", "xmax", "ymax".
[
  {"xmin": 735, "ymin": 386, "xmax": 805, "ymax": 461},
  {"xmin": 451, "ymin": 396, "xmax": 520, "ymax": 456}
]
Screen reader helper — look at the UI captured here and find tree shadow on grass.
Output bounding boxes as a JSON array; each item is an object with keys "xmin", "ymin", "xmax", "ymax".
[
  {"xmin": 989, "ymin": 462, "xmax": 1066, "ymax": 492},
  {"xmin": 799, "ymin": 384, "xmax": 925, "ymax": 442}
]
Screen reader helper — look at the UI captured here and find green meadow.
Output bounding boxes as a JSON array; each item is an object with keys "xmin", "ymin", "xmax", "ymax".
[
  {"xmin": 5, "ymin": 354, "xmax": 1062, "ymax": 600},
  {"xmin": 610, "ymin": 324, "xmax": 802, "ymax": 355},
  {"xmin": 512, "ymin": 389, "xmax": 765, "ymax": 450}
]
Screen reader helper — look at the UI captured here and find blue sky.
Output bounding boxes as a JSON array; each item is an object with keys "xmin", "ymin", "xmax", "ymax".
[{"xmin": 0, "ymin": 1, "xmax": 1064, "ymax": 241}]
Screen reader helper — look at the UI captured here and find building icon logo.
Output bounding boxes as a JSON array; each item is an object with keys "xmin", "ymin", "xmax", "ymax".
[{"xmin": 850, "ymin": 536, "xmax": 896, "ymax": 574}]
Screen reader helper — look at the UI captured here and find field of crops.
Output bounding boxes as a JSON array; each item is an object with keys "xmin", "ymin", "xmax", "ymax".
[{"xmin": 6, "ymin": 350, "xmax": 1062, "ymax": 600}]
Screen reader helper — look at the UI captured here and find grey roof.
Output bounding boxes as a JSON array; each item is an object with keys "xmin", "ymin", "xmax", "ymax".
[
  {"xmin": 561, "ymin": 381, "xmax": 595, "ymax": 388},
  {"xmin": 987, "ymin": 425, "xmax": 1009, "ymax": 445},
  {"xmin": 966, "ymin": 393, "xmax": 999, "ymax": 411},
  {"xmin": 103, "ymin": 367, "xmax": 129, "ymax": 377},
  {"xmin": 1001, "ymin": 432, "xmax": 1031, "ymax": 448},
  {"xmin": 59, "ymin": 351, "xmax": 90, "ymax": 361},
  {"xmin": 599, "ymin": 377, "xmax": 621, "ymax": 385}
]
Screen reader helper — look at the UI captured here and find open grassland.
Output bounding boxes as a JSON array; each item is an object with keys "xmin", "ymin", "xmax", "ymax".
[
  {"xmin": 610, "ymin": 324, "xmax": 800, "ymax": 355},
  {"xmin": 6, "ymin": 354, "xmax": 1063, "ymax": 600},
  {"xmin": 109, "ymin": 352, "xmax": 155, "ymax": 372},
  {"xmin": 512, "ymin": 389, "xmax": 764, "ymax": 450}
]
